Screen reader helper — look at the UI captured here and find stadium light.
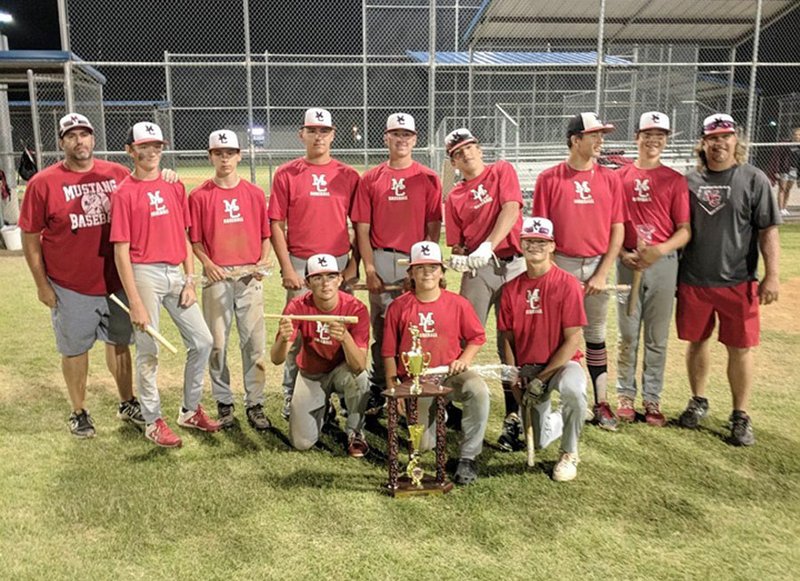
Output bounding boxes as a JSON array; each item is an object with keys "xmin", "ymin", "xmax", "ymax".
[{"xmin": 0, "ymin": 12, "xmax": 13, "ymax": 24}]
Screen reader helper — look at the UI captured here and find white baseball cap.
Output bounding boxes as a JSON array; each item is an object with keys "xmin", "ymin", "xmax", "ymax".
[
  {"xmin": 208, "ymin": 129, "xmax": 240, "ymax": 150},
  {"xmin": 408, "ymin": 241, "xmax": 444, "ymax": 267},
  {"xmin": 303, "ymin": 108, "xmax": 333, "ymax": 129},
  {"xmin": 638, "ymin": 111, "xmax": 671, "ymax": 133},
  {"xmin": 126, "ymin": 122, "xmax": 167, "ymax": 146},
  {"xmin": 305, "ymin": 253, "xmax": 340, "ymax": 277},
  {"xmin": 58, "ymin": 113, "xmax": 94, "ymax": 138},
  {"xmin": 567, "ymin": 112, "xmax": 615, "ymax": 136},
  {"xmin": 702, "ymin": 113, "xmax": 737, "ymax": 137},
  {"xmin": 521, "ymin": 217, "xmax": 555, "ymax": 241},
  {"xmin": 385, "ymin": 113, "xmax": 416, "ymax": 134},
  {"xmin": 445, "ymin": 128, "xmax": 478, "ymax": 157}
]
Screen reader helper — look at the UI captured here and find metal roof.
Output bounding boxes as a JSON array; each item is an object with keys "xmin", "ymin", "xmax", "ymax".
[
  {"xmin": 0, "ymin": 50, "xmax": 107, "ymax": 84},
  {"xmin": 463, "ymin": 0, "xmax": 800, "ymax": 46},
  {"xmin": 406, "ymin": 51, "xmax": 633, "ymax": 66}
]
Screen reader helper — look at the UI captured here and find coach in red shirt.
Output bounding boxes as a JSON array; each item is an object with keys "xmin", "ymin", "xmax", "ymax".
[
  {"xmin": 499, "ymin": 217, "xmax": 588, "ymax": 482},
  {"xmin": 268, "ymin": 108, "xmax": 360, "ymax": 419},
  {"xmin": 19, "ymin": 113, "xmax": 143, "ymax": 438},
  {"xmin": 383, "ymin": 241, "xmax": 490, "ymax": 485},
  {"xmin": 190, "ymin": 129, "xmax": 272, "ymax": 430}
]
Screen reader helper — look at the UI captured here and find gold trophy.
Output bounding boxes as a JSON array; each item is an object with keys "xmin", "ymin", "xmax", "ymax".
[
  {"xmin": 406, "ymin": 423, "xmax": 426, "ymax": 488},
  {"xmin": 400, "ymin": 325, "xmax": 432, "ymax": 395}
]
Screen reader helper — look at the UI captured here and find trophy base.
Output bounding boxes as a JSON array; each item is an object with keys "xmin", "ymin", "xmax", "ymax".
[{"xmin": 387, "ymin": 475, "xmax": 453, "ymax": 497}]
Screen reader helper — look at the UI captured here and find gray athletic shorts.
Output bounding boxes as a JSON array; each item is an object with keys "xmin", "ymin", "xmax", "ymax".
[{"xmin": 50, "ymin": 281, "xmax": 133, "ymax": 356}]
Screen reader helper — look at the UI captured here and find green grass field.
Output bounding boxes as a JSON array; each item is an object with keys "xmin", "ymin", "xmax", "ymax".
[{"xmin": 1, "ymin": 226, "xmax": 799, "ymax": 580}]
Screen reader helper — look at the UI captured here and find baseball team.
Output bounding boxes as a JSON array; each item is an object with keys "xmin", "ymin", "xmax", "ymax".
[{"xmin": 18, "ymin": 106, "xmax": 781, "ymax": 485}]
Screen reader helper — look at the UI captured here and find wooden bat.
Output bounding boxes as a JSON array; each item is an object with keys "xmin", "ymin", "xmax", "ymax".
[
  {"xmin": 350, "ymin": 282, "xmax": 404, "ymax": 292},
  {"xmin": 524, "ymin": 402, "xmax": 535, "ymax": 467},
  {"xmin": 627, "ymin": 271, "xmax": 642, "ymax": 316},
  {"xmin": 264, "ymin": 314, "xmax": 359, "ymax": 324},
  {"xmin": 109, "ymin": 294, "xmax": 179, "ymax": 355},
  {"xmin": 197, "ymin": 265, "xmax": 272, "ymax": 287},
  {"xmin": 581, "ymin": 283, "xmax": 632, "ymax": 294}
]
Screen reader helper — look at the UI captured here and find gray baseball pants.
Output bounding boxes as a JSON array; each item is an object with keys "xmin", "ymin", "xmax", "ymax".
[
  {"xmin": 368, "ymin": 248, "xmax": 408, "ymax": 390},
  {"xmin": 553, "ymin": 253, "xmax": 607, "ymax": 343},
  {"xmin": 529, "ymin": 361, "xmax": 586, "ymax": 454},
  {"xmin": 131, "ymin": 263, "xmax": 213, "ymax": 423},
  {"xmin": 289, "ymin": 363, "xmax": 369, "ymax": 450},
  {"xmin": 202, "ymin": 270, "xmax": 266, "ymax": 408},
  {"xmin": 615, "ymin": 252, "xmax": 679, "ymax": 403},
  {"xmin": 416, "ymin": 370, "xmax": 490, "ymax": 460}
]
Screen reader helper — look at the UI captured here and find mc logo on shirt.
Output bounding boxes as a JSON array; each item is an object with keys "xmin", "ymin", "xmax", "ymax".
[
  {"xmin": 696, "ymin": 185, "xmax": 730, "ymax": 216},
  {"xmin": 573, "ymin": 181, "xmax": 594, "ymax": 204},
  {"xmin": 222, "ymin": 198, "xmax": 244, "ymax": 224},
  {"xmin": 418, "ymin": 312, "xmax": 436, "ymax": 338},
  {"xmin": 315, "ymin": 321, "xmax": 332, "ymax": 345},
  {"xmin": 389, "ymin": 177, "xmax": 407, "ymax": 201},
  {"xmin": 148, "ymin": 191, "xmax": 169, "ymax": 217},
  {"xmin": 471, "ymin": 184, "xmax": 493, "ymax": 209},
  {"xmin": 525, "ymin": 288, "xmax": 542, "ymax": 315},
  {"xmin": 632, "ymin": 178, "xmax": 651, "ymax": 203},
  {"xmin": 310, "ymin": 174, "xmax": 330, "ymax": 197}
]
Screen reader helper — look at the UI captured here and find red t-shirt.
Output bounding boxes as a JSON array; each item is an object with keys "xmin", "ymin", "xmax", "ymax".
[
  {"xmin": 282, "ymin": 291, "xmax": 370, "ymax": 375},
  {"xmin": 351, "ymin": 161, "xmax": 442, "ymax": 253},
  {"xmin": 18, "ymin": 159, "xmax": 130, "ymax": 296},
  {"xmin": 267, "ymin": 158, "xmax": 359, "ymax": 258},
  {"xmin": 532, "ymin": 162, "xmax": 625, "ymax": 257},
  {"xmin": 445, "ymin": 160, "xmax": 523, "ymax": 258},
  {"xmin": 498, "ymin": 266, "xmax": 587, "ymax": 365},
  {"xmin": 110, "ymin": 176, "xmax": 190, "ymax": 265},
  {"xmin": 616, "ymin": 164, "xmax": 690, "ymax": 248},
  {"xmin": 382, "ymin": 290, "xmax": 486, "ymax": 376},
  {"xmin": 188, "ymin": 179, "xmax": 270, "ymax": 266}
]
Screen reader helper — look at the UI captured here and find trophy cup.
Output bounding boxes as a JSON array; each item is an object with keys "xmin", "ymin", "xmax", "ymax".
[
  {"xmin": 406, "ymin": 423, "xmax": 425, "ymax": 488},
  {"xmin": 400, "ymin": 325, "xmax": 432, "ymax": 395}
]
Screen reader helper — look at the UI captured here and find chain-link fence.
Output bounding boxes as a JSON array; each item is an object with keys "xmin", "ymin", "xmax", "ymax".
[{"xmin": 2, "ymin": 0, "xmax": 799, "ymax": 197}]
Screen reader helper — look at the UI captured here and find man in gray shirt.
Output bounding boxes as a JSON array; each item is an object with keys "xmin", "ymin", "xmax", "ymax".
[{"xmin": 676, "ymin": 113, "xmax": 781, "ymax": 446}]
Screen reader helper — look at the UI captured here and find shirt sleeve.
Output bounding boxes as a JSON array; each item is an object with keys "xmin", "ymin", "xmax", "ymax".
[
  {"xmin": 671, "ymin": 174, "xmax": 691, "ymax": 226},
  {"xmin": 18, "ymin": 179, "xmax": 46, "ymax": 233},
  {"xmin": 750, "ymin": 168, "xmax": 782, "ymax": 229},
  {"xmin": 188, "ymin": 190, "xmax": 202, "ymax": 243},
  {"xmin": 444, "ymin": 195, "xmax": 463, "ymax": 247},
  {"xmin": 425, "ymin": 172, "xmax": 444, "ymax": 223},
  {"xmin": 459, "ymin": 297, "xmax": 487, "ymax": 346},
  {"xmin": 608, "ymin": 171, "xmax": 625, "ymax": 224},
  {"xmin": 268, "ymin": 169, "xmax": 289, "ymax": 221},
  {"xmin": 496, "ymin": 161, "xmax": 524, "ymax": 205},
  {"xmin": 175, "ymin": 182, "xmax": 190, "ymax": 230}
]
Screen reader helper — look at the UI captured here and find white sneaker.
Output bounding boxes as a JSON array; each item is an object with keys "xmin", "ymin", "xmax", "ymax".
[
  {"xmin": 553, "ymin": 450, "xmax": 579, "ymax": 482},
  {"xmin": 781, "ymin": 208, "xmax": 790, "ymax": 216}
]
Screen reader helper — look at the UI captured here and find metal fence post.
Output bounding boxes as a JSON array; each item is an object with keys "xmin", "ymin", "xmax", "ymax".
[
  {"xmin": 243, "ymin": 0, "xmax": 256, "ymax": 183},
  {"xmin": 594, "ymin": 0, "xmax": 607, "ymax": 115},
  {"xmin": 57, "ymin": 0, "xmax": 74, "ymax": 112},
  {"xmin": 26, "ymin": 70, "xmax": 43, "ymax": 171},
  {"xmin": 745, "ymin": 0, "xmax": 764, "ymax": 149},
  {"xmin": 428, "ymin": 0, "xmax": 437, "ymax": 163}
]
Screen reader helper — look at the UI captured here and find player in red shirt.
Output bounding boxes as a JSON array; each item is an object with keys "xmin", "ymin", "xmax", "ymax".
[
  {"xmin": 270, "ymin": 254, "xmax": 370, "ymax": 457},
  {"xmin": 112, "ymin": 122, "xmax": 220, "ymax": 448},
  {"xmin": 615, "ymin": 112, "xmax": 691, "ymax": 426},
  {"xmin": 19, "ymin": 113, "xmax": 144, "ymax": 438},
  {"xmin": 352, "ymin": 113, "xmax": 442, "ymax": 411},
  {"xmin": 268, "ymin": 108, "xmax": 361, "ymax": 419},
  {"xmin": 532, "ymin": 112, "xmax": 624, "ymax": 431},
  {"xmin": 498, "ymin": 217, "xmax": 588, "ymax": 482},
  {"xmin": 190, "ymin": 129, "xmax": 272, "ymax": 431},
  {"xmin": 443, "ymin": 128, "xmax": 525, "ymax": 452},
  {"xmin": 382, "ymin": 241, "xmax": 489, "ymax": 485}
]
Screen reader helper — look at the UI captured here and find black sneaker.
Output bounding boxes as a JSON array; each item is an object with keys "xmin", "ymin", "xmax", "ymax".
[
  {"xmin": 69, "ymin": 409, "xmax": 96, "ymax": 439},
  {"xmin": 117, "ymin": 397, "xmax": 145, "ymax": 426},
  {"xmin": 281, "ymin": 396, "xmax": 292, "ymax": 421},
  {"xmin": 678, "ymin": 396, "xmax": 709, "ymax": 429},
  {"xmin": 497, "ymin": 413, "xmax": 524, "ymax": 452},
  {"xmin": 729, "ymin": 411, "xmax": 755, "ymax": 446},
  {"xmin": 217, "ymin": 402, "xmax": 236, "ymax": 429},
  {"xmin": 246, "ymin": 404, "xmax": 271, "ymax": 431},
  {"xmin": 453, "ymin": 458, "xmax": 478, "ymax": 485}
]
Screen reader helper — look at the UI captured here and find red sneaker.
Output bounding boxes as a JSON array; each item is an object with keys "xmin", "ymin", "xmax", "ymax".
[
  {"xmin": 145, "ymin": 418, "xmax": 183, "ymax": 448},
  {"xmin": 593, "ymin": 401, "xmax": 618, "ymax": 431},
  {"xmin": 644, "ymin": 401, "xmax": 667, "ymax": 427},
  {"xmin": 177, "ymin": 405, "xmax": 222, "ymax": 432},
  {"xmin": 616, "ymin": 395, "xmax": 636, "ymax": 423}
]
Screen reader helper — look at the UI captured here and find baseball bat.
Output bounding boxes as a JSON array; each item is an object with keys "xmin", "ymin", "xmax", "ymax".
[
  {"xmin": 627, "ymin": 271, "xmax": 642, "ymax": 316},
  {"xmin": 109, "ymin": 294, "xmax": 179, "ymax": 355},
  {"xmin": 264, "ymin": 314, "xmax": 359, "ymax": 324},
  {"xmin": 196, "ymin": 264, "xmax": 273, "ymax": 287},
  {"xmin": 350, "ymin": 282, "xmax": 404, "ymax": 292},
  {"xmin": 524, "ymin": 403, "xmax": 535, "ymax": 467}
]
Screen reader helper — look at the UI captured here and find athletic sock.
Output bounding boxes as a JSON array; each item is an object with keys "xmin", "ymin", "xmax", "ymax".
[{"xmin": 585, "ymin": 341, "xmax": 608, "ymax": 403}]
